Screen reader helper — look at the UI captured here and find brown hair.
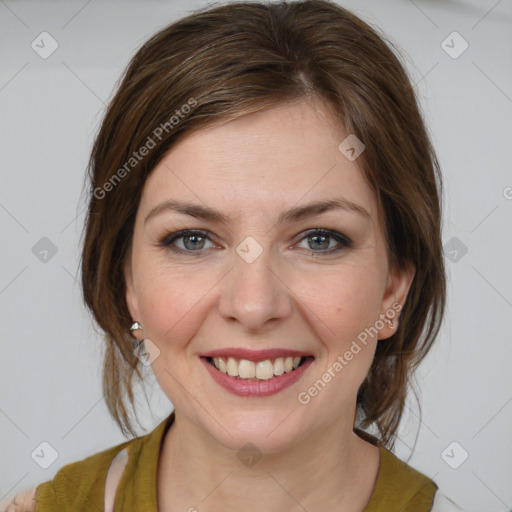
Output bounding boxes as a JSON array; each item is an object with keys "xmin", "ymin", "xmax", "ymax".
[{"xmin": 80, "ymin": 0, "xmax": 446, "ymax": 447}]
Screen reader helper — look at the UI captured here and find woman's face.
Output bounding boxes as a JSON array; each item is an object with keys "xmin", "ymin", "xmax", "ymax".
[{"xmin": 125, "ymin": 99, "xmax": 414, "ymax": 452}]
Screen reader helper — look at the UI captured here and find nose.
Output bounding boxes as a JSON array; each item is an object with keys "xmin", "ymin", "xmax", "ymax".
[{"xmin": 217, "ymin": 240, "xmax": 292, "ymax": 333}]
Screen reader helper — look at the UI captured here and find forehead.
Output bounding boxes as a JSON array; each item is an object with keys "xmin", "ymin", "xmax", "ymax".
[{"xmin": 139, "ymin": 100, "xmax": 378, "ymax": 225}]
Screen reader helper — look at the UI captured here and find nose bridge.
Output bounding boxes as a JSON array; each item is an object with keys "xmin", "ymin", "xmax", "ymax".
[{"xmin": 218, "ymin": 235, "xmax": 291, "ymax": 329}]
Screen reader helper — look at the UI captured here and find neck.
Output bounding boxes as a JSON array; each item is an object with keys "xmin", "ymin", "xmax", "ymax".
[{"xmin": 157, "ymin": 409, "xmax": 380, "ymax": 512}]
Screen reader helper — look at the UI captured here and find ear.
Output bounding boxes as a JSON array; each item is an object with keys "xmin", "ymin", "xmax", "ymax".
[
  {"xmin": 378, "ymin": 261, "xmax": 415, "ymax": 340},
  {"xmin": 124, "ymin": 259, "xmax": 144, "ymax": 341}
]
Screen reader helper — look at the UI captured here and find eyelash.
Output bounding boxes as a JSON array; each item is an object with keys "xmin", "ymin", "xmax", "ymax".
[{"xmin": 157, "ymin": 228, "xmax": 352, "ymax": 257}]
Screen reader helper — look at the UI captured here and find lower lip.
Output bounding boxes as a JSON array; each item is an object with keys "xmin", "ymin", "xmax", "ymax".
[{"xmin": 201, "ymin": 357, "xmax": 314, "ymax": 397}]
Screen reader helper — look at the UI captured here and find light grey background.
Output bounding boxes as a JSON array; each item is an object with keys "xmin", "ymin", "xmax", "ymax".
[{"xmin": 1, "ymin": 1, "xmax": 511, "ymax": 511}]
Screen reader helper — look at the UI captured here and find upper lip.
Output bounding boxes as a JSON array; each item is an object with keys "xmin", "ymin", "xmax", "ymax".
[{"xmin": 200, "ymin": 348, "xmax": 313, "ymax": 362}]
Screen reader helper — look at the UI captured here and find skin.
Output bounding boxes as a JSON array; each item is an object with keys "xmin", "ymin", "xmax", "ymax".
[
  {"xmin": 125, "ymin": 98, "xmax": 415, "ymax": 511},
  {"xmin": 0, "ymin": 487, "xmax": 36, "ymax": 511}
]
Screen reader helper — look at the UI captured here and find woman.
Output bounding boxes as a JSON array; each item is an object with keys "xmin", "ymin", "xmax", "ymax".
[{"xmin": 2, "ymin": 1, "xmax": 464, "ymax": 510}]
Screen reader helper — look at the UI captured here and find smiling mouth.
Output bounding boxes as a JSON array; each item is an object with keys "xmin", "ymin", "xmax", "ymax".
[{"xmin": 205, "ymin": 355, "xmax": 313, "ymax": 380}]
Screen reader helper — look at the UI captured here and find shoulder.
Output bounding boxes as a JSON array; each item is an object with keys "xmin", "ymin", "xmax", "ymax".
[
  {"xmin": 378, "ymin": 445, "xmax": 438, "ymax": 493},
  {"xmin": 32, "ymin": 437, "xmax": 137, "ymax": 511},
  {"xmin": 365, "ymin": 443, "xmax": 466, "ymax": 512},
  {"xmin": 7, "ymin": 413, "xmax": 174, "ymax": 512},
  {"xmin": 376, "ymin": 447, "xmax": 465, "ymax": 511},
  {"xmin": 363, "ymin": 443, "xmax": 438, "ymax": 511}
]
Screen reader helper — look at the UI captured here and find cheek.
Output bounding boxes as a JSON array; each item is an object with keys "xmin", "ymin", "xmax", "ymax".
[
  {"xmin": 293, "ymin": 266, "xmax": 383, "ymax": 409},
  {"xmin": 298, "ymin": 262, "xmax": 385, "ymax": 344},
  {"xmin": 135, "ymin": 265, "xmax": 207, "ymax": 350}
]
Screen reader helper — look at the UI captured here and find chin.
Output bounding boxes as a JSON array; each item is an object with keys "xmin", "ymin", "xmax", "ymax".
[{"xmin": 198, "ymin": 406, "xmax": 309, "ymax": 454}]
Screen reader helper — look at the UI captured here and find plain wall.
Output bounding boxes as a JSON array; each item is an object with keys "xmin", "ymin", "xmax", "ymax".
[{"xmin": 1, "ymin": 1, "xmax": 511, "ymax": 511}]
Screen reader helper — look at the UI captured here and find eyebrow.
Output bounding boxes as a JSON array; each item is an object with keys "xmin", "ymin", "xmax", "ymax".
[{"xmin": 144, "ymin": 198, "xmax": 370, "ymax": 226}]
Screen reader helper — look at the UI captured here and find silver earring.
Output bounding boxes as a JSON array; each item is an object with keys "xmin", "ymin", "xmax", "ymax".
[
  {"xmin": 130, "ymin": 322, "xmax": 143, "ymax": 331},
  {"xmin": 384, "ymin": 317, "xmax": 395, "ymax": 328}
]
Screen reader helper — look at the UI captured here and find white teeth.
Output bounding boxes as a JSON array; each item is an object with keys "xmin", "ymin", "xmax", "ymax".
[
  {"xmin": 256, "ymin": 360, "xmax": 274, "ymax": 380},
  {"xmin": 211, "ymin": 355, "xmax": 307, "ymax": 379},
  {"xmin": 238, "ymin": 359, "xmax": 256, "ymax": 378},
  {"xmin": 273, "ymin": 357, "xmax": 284, "ymax": 376},
  {"xmin": 226, "ymin": 357, "xmax": 239, "ymax": 377}
]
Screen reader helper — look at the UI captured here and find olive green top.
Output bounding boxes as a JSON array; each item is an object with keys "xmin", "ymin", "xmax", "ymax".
[{"xmin": 34, "ymin": 412, "xmax": 438, "ymax": 511}]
